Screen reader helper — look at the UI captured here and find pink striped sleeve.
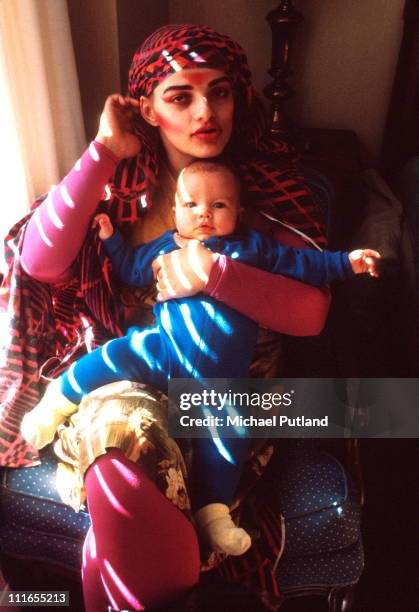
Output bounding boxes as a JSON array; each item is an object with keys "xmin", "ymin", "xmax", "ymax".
[
  {"xmin": 204, "ymin": 228, "xmax": 331, "ymax": 336},
  {"xmin": 21, "ymin": 142, "xmax": 120, "ymax": 284}
]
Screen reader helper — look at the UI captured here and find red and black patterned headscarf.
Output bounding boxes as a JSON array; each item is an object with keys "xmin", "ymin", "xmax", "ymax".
[{"xmin": 0, "ymin": 24, "xmax": 326, "ymax": 467}]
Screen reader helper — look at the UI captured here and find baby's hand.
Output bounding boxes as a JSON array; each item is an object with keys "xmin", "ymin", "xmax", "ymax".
[
  {"xmin": 349, "ymin": 249, "xmax": 381, "ymax": 277},
  {"xmin": 93, "ymin": 213, "xmax": 114, "ymax": 240}
]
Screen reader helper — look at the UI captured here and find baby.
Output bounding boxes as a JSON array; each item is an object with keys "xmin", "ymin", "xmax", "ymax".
[{"xmin": 22, "ymin": 160, "xmax": 380, "ymax": 556}]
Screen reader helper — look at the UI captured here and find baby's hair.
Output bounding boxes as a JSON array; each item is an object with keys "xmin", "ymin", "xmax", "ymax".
[{"xmin": 179, "ymin": 158, "xmax": 242, "ymax": 199}]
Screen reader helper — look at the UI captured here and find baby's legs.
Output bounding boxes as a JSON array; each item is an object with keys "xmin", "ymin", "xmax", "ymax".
[
  {"xmin": 191, "ymin": 437, "xmax": 250, "ymax": 509},
  {"xmin": 61, "ymin": 325, "xmax": 168, "ymax": 403},
  {"xmin": 192, "ymin": 437, "xmax": 252, "ymax": 556},
  {"xmin": 82, "ymin": 449, "xmax": 200, "ymax": 611},
  {"xmin": 21, "ymin": 326, "xmax": 168, "ymax": 450}
]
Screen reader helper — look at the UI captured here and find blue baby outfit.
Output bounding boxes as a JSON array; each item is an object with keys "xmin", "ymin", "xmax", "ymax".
[
  {"xmin": 64, "ymin": 227, "xmax": 351, "ymax": 391},
  {"xmin": 60, "ymin": 227, "xmax": 352, "ymax": 508}
]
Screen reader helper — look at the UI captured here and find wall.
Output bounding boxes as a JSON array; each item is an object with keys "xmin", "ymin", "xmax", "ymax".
[
  {"xmin": 68, "ymin": 0, "xmax": 169, "ymax": 140},
  {"xmin": 169, "ymin": 0, "xmax": 405, "ymax": 163},
  {"xmin": 290, "ymin": 0, "xmax": 405, "ymax": 163},
  {"xmin": 117, "ymin": 0, "xmax": 169, "ymax": 94},
  {"xmin": 68, "ymin": 0, "xmax": 120, "ymax": 140},
  {"xmin": 169, "ymin": 0, "xmax": 272, "ymax": 102}
]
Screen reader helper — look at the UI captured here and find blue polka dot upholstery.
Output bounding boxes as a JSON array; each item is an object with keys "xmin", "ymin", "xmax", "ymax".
[
  {"xmin": 0, "ymin": 440, "xmax": 363, "ymax": 600},
  {"xmin": 0, "ymin": 446, "xmax": 90, "ymax": 572},
  {"xmin": 267, "ymin": 440, "xmax": 364, "ymax": 592}
]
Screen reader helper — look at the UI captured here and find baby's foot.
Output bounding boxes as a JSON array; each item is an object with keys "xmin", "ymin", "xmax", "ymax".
[
  {"xmin": 195, "ymin": 503, "xmax": 251, "ymax": 556},
  {"xmin": 21, "ymin": 379, "xmax": 77, "ymax": 449},
  {"xmin": 204, "ymin": 516, "xmax": 251, "ymax": 556}
]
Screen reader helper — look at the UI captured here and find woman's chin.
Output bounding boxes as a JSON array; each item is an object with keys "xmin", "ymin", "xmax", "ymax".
[{"xmin": 190, "ymin": 138, "xmax": 228, "ymax": 158}]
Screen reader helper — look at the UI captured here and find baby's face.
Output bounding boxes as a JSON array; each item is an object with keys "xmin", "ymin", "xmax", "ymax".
[{"xmin": 174, "ymin": 169, "xmax": 242, "ymax": 241}]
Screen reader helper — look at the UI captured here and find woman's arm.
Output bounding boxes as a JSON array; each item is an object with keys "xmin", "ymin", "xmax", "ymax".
[
  {"xmin": 206, "ymin": 254, "xmax": 330, "ymax": 336},
  {"xmin": 152, "ymin": 228, "xmax": 331, "ymax": 337},
  {"xmin": 21, "ymin": 143, "xmax": 120, "ymax": 283},
  {"xmin": 21, "ymin": 95, "xmax": 141, "ymax": 284}
]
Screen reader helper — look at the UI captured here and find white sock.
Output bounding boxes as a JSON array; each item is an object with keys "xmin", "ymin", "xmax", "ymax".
[
  {"xmin": 195, "ymin": 503, "xmax": 251, "ymax": 556},
  {"xmin": 21, "ymin": 379, "xmax": 77, "ymax": 449}
]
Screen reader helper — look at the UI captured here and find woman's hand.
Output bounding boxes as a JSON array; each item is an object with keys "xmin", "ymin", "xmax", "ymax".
[
  {"xmin": 152, "ymin": 240, "xmax": 218, "ymax": 301},
  {"xmin": 95, "ymin": 94, "xmax": 142, "ymax": 160}
]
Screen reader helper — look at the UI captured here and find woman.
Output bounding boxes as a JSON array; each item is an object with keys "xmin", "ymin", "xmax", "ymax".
[{"xmin": 1, "ymin": 24, "xmax": 330, "ymax": 610}]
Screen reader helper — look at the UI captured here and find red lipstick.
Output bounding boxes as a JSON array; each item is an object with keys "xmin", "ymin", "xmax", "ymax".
[{"xmin": 192, "ymin": 124, "xmax": 220, "ymax": 141}]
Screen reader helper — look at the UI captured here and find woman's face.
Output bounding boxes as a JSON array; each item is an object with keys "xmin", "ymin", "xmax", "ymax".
[{"xmin": 140, "ymin": 68, "xmax": 234, "ymax": 173}]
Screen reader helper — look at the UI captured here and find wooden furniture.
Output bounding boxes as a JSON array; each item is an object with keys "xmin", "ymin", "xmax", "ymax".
[{"xmin": 264, "ymin": 0, "xmax": 303, "ymax": 135}]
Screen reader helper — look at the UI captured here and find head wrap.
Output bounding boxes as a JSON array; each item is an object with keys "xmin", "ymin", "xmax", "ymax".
[{"xmin": 128, "ymin": 24, "xmax": 248, "ymax": 99}]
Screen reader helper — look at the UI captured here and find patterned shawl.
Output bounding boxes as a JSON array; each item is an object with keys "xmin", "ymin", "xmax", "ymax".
[{"xmin": 0, "ymin": 24, "xmax": 325, "ymax": 467}]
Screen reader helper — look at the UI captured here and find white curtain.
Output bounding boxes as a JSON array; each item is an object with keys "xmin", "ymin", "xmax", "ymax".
[{"xmin": 0, "ymin": 0, "xmax": 86, "ymax": 241}]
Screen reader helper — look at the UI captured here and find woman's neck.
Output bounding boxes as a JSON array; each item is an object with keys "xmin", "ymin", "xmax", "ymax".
[
  {"xmin": 159, "ymin": 135, "xmax": 195, "ymax": 176},
  {"xmin": 165, "ymin": 150, "xmax": 196, "ymax": 177}
]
